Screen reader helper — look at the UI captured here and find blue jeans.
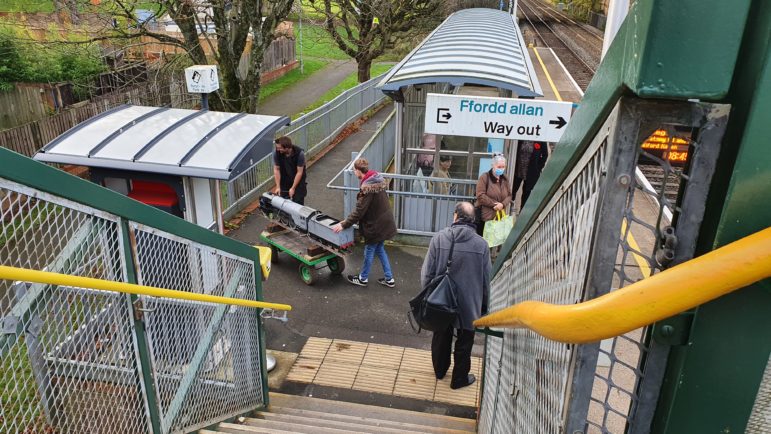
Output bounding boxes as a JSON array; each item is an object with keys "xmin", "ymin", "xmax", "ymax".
[{"xmin": 359, "ymin": 241, "xmax": 393, "ymax": 281}]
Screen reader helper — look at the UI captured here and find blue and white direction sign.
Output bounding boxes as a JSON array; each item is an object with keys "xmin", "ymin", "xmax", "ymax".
[{"xmin": 425, "ymin": 93, "xmax": 573, "ymax": 142}]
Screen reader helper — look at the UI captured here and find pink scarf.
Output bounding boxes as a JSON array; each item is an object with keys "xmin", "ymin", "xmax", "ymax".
[{"xmin": 360, "ymin": 170, "xmax": 378, "ymax": 185}]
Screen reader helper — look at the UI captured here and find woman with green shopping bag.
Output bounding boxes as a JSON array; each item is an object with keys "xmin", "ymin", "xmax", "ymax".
[{"xmin": 475, "ymin": 154, "xmax": 512, "ymax": 243}]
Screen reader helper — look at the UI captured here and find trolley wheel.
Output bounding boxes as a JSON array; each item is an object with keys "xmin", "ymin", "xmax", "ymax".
[
  {"xmin": 299, "ymin": 264, "xmax": 315, "ymax": 285},
  {"xmin": 270, "ymin": 245, "xmax": 280, "ymax": 261},
  {"xmin": 327, "ymin": 256, "xmax": 345, "ymax": 275}
]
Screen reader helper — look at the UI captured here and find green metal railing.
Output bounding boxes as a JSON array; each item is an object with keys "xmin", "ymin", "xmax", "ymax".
[
  {"xmin": 478, "ymin": 0, "xmax": 754, "ymax": 433},
  {"xmin": 0, "ymin": 146, "xmax": 274, "ymax": 433}
]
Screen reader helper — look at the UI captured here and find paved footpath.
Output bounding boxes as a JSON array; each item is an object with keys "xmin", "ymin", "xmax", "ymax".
[{"xmin": 259, "ymin": 59, "xmax": 357, "ymax": 117}]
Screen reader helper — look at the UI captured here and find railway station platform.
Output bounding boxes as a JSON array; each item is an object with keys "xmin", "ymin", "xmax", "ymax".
[
  {"xmin": 226, "ymin": 105, "xmax": 483, "ymax": 415},
  {"xmin": 3, "ymin": 1, "xmax": 769, "ymax": 433},
  {"xmin": 529, "ymin": 46, "xmax": 585, "ymax": 103}
]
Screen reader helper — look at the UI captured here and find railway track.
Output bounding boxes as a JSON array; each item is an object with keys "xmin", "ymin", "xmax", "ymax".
[
  {"xmin": 526, "ymin": 0, "xmax": 604, "ymax": 64},
  {"xmin": 517, "ymin": 1, "xmax": 681, "ymax": 206},
  {"xmin": 639, "ymin": 165, "xmax": 682, "ymax": 205},
  {"xmin": 518, "ymin": 0, "xmax": 598, "ymax": 90}
]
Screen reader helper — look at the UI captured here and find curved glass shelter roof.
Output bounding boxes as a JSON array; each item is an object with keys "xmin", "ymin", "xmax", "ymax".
[
  {"xmin": 34, "ymin": 105, "xmax": 289, "ymax": 180},
  {"xmin": 378, "ymin": 8, "xmax": 542, "ymax": 100}
]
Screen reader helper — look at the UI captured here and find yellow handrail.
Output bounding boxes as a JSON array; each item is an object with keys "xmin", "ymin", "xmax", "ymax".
[
  {"xmin": 0, "ymin": 265, "xmax": 292, "ymax": 311},
  {"xmin": 474, "ymin": 227, "xmax": 771, "ymax": 343}
]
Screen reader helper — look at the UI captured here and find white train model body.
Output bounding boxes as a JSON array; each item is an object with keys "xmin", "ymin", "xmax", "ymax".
[{"xmin": 259, "ymin": 193, "xmax": 355, "ymax": 250}]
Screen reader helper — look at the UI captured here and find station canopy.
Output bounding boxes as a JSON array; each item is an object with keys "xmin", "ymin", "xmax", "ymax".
[
  {"xmin": 34, "ymin": 105, "xmax": 290, "ymax": 181},
  {"xmin": 378, "ymin": 8, "xmax": 543, "ymax": 101}
]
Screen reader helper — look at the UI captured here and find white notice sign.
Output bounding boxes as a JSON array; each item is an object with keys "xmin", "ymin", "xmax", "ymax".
[
  {"xmin": 424, "ymin": 93, "xmax": 573, "ymax": 142},
  {"xmin": 185, "ymin": 65, "xmax": 220, "ymax": 94}
]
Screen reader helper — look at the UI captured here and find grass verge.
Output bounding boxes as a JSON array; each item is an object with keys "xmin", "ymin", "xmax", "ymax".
[
  {"xmin": 259, "ymin": 58, "xmax": 328, "ymax": 103},
  {"xmin": 295, "ymin": 23, "xmax": 350, "ymax": 60},
  {"xmin": 0, "ymin": 1, "xmax": 159, "ymax": 13}
]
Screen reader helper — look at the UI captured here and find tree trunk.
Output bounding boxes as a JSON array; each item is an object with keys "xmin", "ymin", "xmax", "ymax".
[
  {"xmin": 242, "ymin": 53, "xmax": 264, "ymax": 114},
  {"xmin": 357, "ymin": 57, "xmax": 372, "ymax": 83},
  {"xmin": 217, "ymin": 52, "xmax": 242, "ymax": 112}
]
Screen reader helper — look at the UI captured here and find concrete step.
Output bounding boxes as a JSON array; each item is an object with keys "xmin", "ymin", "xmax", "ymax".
[
  {"xmin": 263, "ymin": 406, "xmax": 473, "ymax": 434},
  {"xmin": 217, "ymin": 420, "xmax": 349, "ymax": 434},
  {"xmin": 268, "ymin": 393, "xmax": 476, "ymax": 432},
  {"xmin": 248, "ymin": 413, "xmax": 420, "ymax": 433}
]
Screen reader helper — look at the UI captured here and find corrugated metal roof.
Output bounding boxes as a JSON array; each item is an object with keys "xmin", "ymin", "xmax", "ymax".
[
  {"xmin": 378, "ymin": 8, "xmax": 542, "ymax": 100},
  {"xmin": 34, "ymin": 105, "xmax": 289, "ymax": 180}
]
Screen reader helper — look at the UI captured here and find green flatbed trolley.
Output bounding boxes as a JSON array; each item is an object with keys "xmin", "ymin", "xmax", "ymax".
[{"xmin": 259, "ymin": 224, "xmax": 346, "ymax": 285}]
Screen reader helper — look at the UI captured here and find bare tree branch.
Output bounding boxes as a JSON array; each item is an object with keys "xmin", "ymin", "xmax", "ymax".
[{"xmin": 309, "ymin": 0, "xmax": 443, "ymax": 81}]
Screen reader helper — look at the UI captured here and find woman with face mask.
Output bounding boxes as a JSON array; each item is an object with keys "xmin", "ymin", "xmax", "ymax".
[{"xmin": 475, "ymin": 154, "xmax": 512, "ymax": 236}]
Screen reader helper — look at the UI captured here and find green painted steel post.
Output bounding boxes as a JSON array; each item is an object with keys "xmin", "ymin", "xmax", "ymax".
[
  {"xmin": 253, "ymin": 259, "xmax": 271, "ymax": 410},
  {"xmin": 651, "ymin": 1, "xmax": 771, "ymax": 432},
  {"xmin": 120, "ymin": 219, "xmax": 163, "ymax": 434}
]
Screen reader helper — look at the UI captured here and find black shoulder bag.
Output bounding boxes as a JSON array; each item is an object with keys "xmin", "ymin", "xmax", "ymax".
[{"xmin": 408, "ymin": 230, "xmax": 459, "ymax": 333}]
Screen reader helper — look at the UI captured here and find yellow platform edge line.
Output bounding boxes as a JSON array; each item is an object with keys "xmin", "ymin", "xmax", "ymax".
[
  {"xmin": 532, "ymin": 47, "xmax": 563, "ymax": 102},
  {"xmin": 622, "ymin": 219, "xmax": 653, "ymax": 278}
]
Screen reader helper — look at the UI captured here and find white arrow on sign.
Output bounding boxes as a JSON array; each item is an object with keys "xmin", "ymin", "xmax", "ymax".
[{"xmin": 424, "ymin": 93, "xmax": 573, "ymax": 142}]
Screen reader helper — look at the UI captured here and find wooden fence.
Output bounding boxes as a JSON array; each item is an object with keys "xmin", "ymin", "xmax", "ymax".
[
  {"xmin": 0, "ymin": 85, "xmax": 55, "ymax": 131},
  {"xmin": 140, "ymin": 35, "xmax": 296, "ymax": 78},
  {"xmin": 0, "ymin": 31, "xmax": 297, "ymax": 158},
  {"xmin": 0, "ymin": 76, "xmax": 197, "ymax": 158}
]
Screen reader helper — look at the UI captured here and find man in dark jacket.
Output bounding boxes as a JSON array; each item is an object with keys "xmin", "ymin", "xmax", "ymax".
[
  {"xmin": 512, "ymin": 140, "xmax": 548, "ymax": 211},
  {"xmin": 272, "ymin": 136, "xmax": 307, "ymax": 205},
  {"xmin": 332, "ymin": 158, "xmax": 398, "ymax": 287},
  {"xmin": 421, "ymin": 202, "xmax": 490, "ymax": 389}
]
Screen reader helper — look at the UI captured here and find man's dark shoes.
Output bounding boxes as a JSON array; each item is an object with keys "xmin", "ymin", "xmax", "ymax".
[
  {"xmin": 347, "ymin": 275, "xmax": 368, "ymax": 286},
  {"xmin": 451, "ymin": 374, "xmax": 476, "ymax": 390},
  {"xmin": 435, "ymin": 371, "xmax": 446, "ymax": 380}
]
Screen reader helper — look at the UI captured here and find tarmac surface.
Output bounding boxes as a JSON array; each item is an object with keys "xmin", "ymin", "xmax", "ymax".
[
  {"xmin": 227, "ymin": 105, "xmax": 487, "ymax": 360},
  {"xmin": 258, "ymin": 59, "xmax": 358, "ymax": 118}
]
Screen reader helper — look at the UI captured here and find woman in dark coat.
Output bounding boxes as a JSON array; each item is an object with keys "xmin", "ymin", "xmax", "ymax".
[{"xmin": 333, "ymin": 158, "xmax": 398, "ymax": 287}]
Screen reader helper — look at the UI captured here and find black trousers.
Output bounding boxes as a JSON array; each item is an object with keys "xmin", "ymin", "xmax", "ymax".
[
  {"xmin": 513, "ymin": 176, "xmax": 537, "ymax": 210},
  {"xmin": 280, "ymin": 191, "xmax": 305, "ymax": 205},
  {"xmin": 432, "ymin": 326, "xmax": 475, "ymax": 386}
]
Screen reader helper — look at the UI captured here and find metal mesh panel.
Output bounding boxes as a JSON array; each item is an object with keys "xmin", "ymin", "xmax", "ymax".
[
  {"xmin": 586, "ymin": 125, "xmax": 697, "ymax": 433},
  {"xmin": 479, "ymin": 99, "xmax": 726, "ymax": 434},
  {"xmin": 746, "ymin": 354, "xmax": 771, "ymax": 434},
  {"xmin": 0, "ymin": 178, "xmax": 149, "ymax": 433},
  {"xmin": 479, "ymin": 133, "xmax": 608, "ymax": 433},
  {"xmin": 130, "ymin": 224, "xmax": 263, "ymax": 433}
]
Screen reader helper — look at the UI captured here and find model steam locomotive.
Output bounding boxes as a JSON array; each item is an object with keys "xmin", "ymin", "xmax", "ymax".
[{"xmin": 259, "ymin": 193, "xmax": 354, "ymax": 250}]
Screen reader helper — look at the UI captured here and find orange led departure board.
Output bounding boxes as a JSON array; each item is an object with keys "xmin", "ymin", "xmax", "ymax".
[{"xmin": 641, "ymin": 129, "xmax": 691, "ymax": 165}]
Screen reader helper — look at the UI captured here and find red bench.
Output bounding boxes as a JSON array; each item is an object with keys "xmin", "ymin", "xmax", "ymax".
[{"xmin": 128, "ymin": 180, "xmax": 179, "ymax": 208}]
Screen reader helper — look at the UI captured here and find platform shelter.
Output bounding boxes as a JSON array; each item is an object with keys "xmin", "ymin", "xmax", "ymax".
[
  {"xmin": 346, "ymin": 8, "xmax": 544, "ymax": 234},
  {"xmin": 35, "ymin": 104, "xmax": 289, "ymax": 233}
]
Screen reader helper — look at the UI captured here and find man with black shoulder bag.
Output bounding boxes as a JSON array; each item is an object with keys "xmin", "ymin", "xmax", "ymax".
[{"xmin": 420, "ymin": 202, "xmax": 491, "ymax": 389}]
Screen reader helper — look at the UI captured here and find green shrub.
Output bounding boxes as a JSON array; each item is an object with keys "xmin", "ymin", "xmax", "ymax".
[{"xmin": 0, "ymin": 24, "xmax": 106, "ymax": 91}]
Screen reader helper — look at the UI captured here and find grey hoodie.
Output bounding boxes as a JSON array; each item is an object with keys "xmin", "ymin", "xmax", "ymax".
[{"xmin": 420, "ymin": 223, "xmax": 491, "ymax": 330}]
